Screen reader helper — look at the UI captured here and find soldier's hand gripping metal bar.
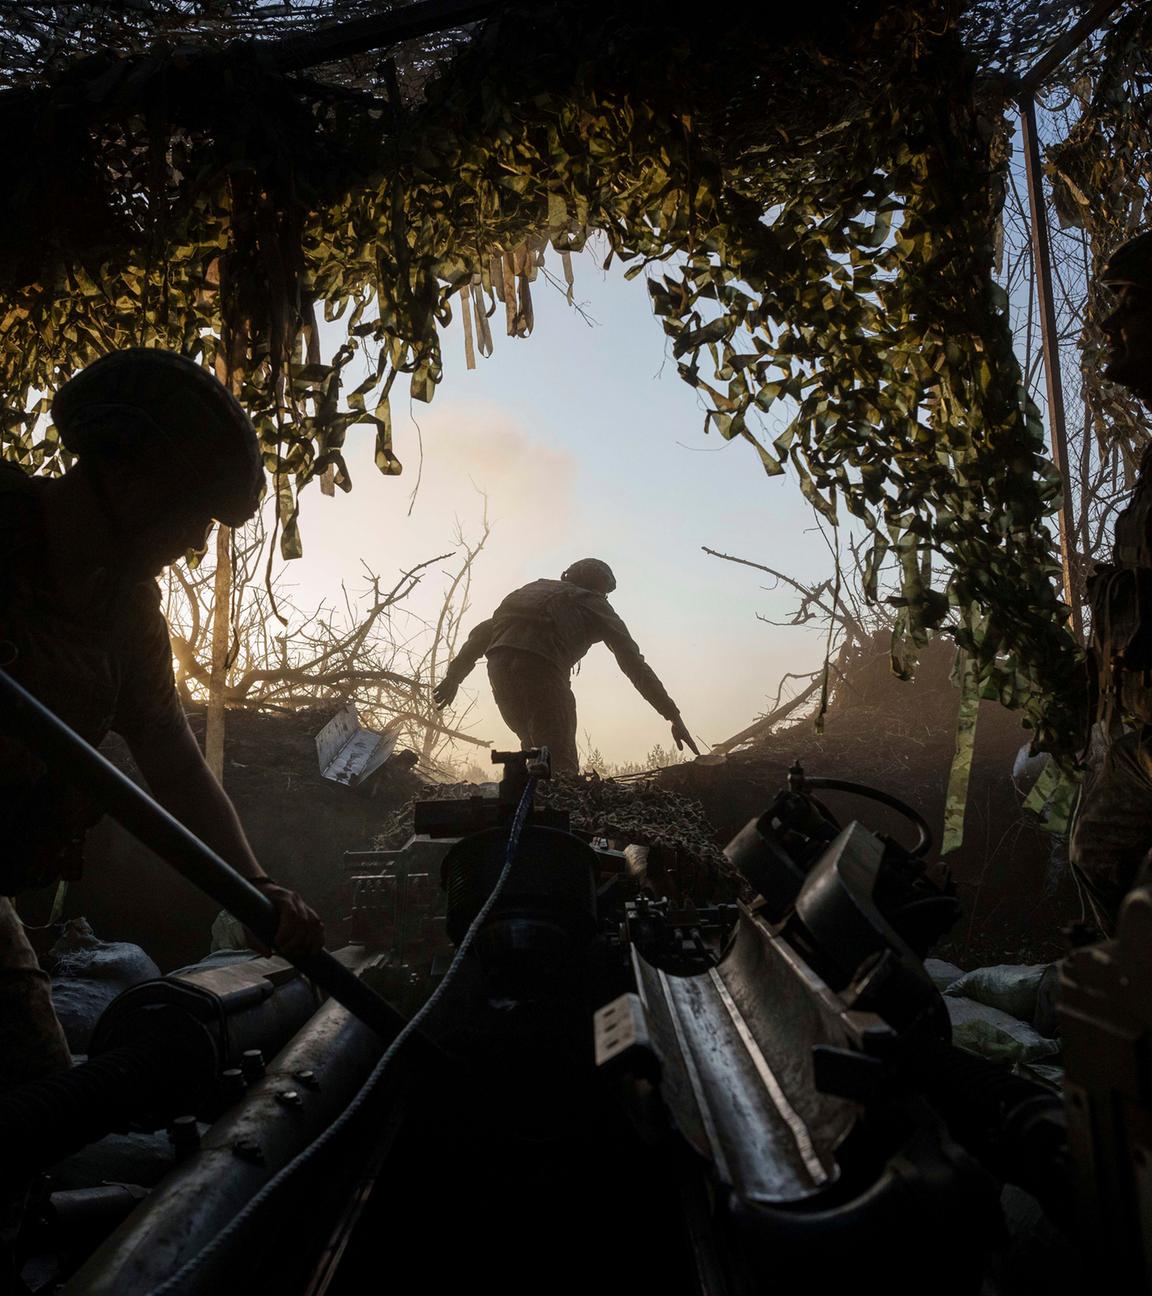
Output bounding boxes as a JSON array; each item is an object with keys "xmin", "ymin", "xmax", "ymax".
[{"xmin": 0, "ymin": 668, "xmax": 427, "ymax": 1053}]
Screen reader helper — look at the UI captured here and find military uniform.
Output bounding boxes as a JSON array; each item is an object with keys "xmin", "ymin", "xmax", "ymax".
[
  {"xmin": 1063, "ymin": 227, "xmax": 1152, "ymax": 935},
  {"xmin": 1074, "ymin": 445, "xmax": 1152, "ymax": 934},
  {"xmin": 0, "ymin": 461, "xmax": 186, "ymax": 1088},
  {"xmin": 442, "ymin": 578, "xmax": 681, "ymax": 774}
]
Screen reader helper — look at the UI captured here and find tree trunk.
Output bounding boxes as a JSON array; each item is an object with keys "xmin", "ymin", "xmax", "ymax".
[{"xmin": 205, "ymin": 524, "xmax": 232, "ymax": 782}]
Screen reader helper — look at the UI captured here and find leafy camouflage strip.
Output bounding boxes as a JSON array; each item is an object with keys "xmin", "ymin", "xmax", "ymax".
[
  {"xmin": 1024, "ymin": 761, "xmax": 1083, "ymax": 838},
  {"xmin": 1046, "ymin": 5, "xmax": 1152, "ymax": 478},
  {"xmin": 377, "ymin": 774, "xmax": 727, "ymax": 876},
  {"xmin": 941, "ymin": 650, "xmax": 981, "ymax": 857}
]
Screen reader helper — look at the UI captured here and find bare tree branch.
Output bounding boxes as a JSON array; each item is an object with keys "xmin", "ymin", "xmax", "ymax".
[{"xmin": 713, "ymin": 675, "xmax": 823, "ymax": 754}]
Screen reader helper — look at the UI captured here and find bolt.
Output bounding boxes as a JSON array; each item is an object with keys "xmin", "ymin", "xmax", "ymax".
[
  {"xmin": 168, "ymin": 1115, "xmax": 201, "ymax": 1159},
  {"xmin": 241, "ymin": 1048, "xmax": 266, "ymax": 1081},
  {"xmin": 293, "ymin": 1069, "xmax": 320, "ymax": 1090},
  {"xmin": 276, "ymin": 1089, "xmax": 303, "ymax": 1108},
  {"xmin": 219, "ymin": 1068, "xmax": 247, "ymax": 1102}
]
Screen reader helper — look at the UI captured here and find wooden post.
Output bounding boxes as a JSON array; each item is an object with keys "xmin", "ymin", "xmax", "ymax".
[
  {"xmin": 1020, "ymin": 92, "xmax": 1083, "ymax": 642},
  {"xmin": 204, "ymin": 523, "xmax": 232, "ymax": 782},
  {"xmin": 1012, "ymin": 0, "xmax": 1126, "ymax": 645}
]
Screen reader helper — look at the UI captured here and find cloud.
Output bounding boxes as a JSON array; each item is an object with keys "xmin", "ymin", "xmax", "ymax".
[{"xmin": 401, "ymin": 399, "xmax": 576, "ymax": 536}]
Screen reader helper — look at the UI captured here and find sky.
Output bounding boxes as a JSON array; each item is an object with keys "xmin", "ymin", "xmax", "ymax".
[{"xmin": 274, "ymin": 244, "xmax": 843, "ymax": 767}]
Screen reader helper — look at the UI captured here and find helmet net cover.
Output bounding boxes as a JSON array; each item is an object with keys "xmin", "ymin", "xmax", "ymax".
[
  {"xmin": 561, "ymin": 558, "xmax": 617, "ymax": 593},
  {"xmin": 52, "ymin": 348, "xmax": 264, "ymax": 526},
  {"xmin": 1101, "ymin": 229, "xmax": 1152, "ymax": 289}
]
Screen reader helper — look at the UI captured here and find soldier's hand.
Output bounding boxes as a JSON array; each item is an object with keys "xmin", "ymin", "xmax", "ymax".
[
  {"xmin": 670, "ymin": 715, "xmax": 701, "ymax": 756},
  {"xmin": 246, "ymin": 883, "xmax": 325, "ymax": 960},
  {"xmin": 433, "ymin": 679, "xmax": 458, "ymax": 710}
]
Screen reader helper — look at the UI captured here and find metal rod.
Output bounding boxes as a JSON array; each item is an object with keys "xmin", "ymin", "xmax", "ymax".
[
  {"xmin": 1019, "ymin": 91, "xmax": 1083, "ymax": 642},
  {"xmin": 0, "ymin": 669, "xmax": 419, "ymax": 1049},
  {"xmin": 1017, "ymin": 0, "xmax": 1128, "ymax": 95}
]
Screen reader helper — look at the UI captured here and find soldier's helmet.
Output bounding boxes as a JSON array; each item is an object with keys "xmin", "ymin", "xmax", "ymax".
[
  {"xmin": 561, "ymin": 558, "xmax": 617, "ymax": 593},
  {"xmin": 52, "ymin": 348, "xmax": 264, "ymax": 526},
  {"xmin": 1101, "ymin": 228, "xmax": 1152, "ymax": 289}
]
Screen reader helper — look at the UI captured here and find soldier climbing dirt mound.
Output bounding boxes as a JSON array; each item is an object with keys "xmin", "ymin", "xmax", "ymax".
[{"xmin": 432, "ymin": 558, "xmax": 699, "ymax": 774}]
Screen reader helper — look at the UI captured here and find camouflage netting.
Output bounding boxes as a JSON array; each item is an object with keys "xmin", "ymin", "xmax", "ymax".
[
  {"xmin": 0, "ymin": 1, "xmax": 1138, "ymax": 755},
  {"xmin": 0, "ymin": 1, "xmax": 1086, "ymax": 94},
  {"xmin": 538, "ymin": 773, "xmax": 727, "ymax": 874},
  {"xmin": 376, "ymin": 773, "xmax": 728, "ymax": 878}
]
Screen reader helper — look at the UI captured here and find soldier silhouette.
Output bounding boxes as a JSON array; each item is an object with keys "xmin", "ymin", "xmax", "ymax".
[
  {"xmin": 0, "ymin": 349, "xmax": 325, "ymax": 1104},
  {"xmin": 1073, "ymin": 229, "xmax": 1152, "ymax": 933},
  {"xmin": 434, "ymin": 558, "xmax": 699, "ymax": 774}
]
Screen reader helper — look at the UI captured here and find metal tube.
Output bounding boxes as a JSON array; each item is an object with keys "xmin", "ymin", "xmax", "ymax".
[
  {"xmin": 0, "ymin": 669, "xmax": 415, "ymax": 1048},
  {"xmin": 1019, "ymin": 92, "xmax": 1083, "ymax": 642},
  {"xmin": 64, "ymin": 966, "xmax": 388, "ymax": 1296}
]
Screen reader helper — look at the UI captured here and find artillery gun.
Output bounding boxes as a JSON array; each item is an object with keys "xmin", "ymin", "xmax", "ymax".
[{"xmin": 0, "ymin": 671, "xmax": 1142, "ymax": 1294}]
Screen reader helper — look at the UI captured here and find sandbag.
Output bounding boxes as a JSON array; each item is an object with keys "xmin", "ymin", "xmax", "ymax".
[
  {"xmin": 944, "ymin": 995, "xmax": 1060, "ymax": 1067},
  {"xmin": 49, "ymin": 917, "xmax": 160, "ymax": 1053},
  {"xmin": 209, "ymin": 908, "xmax": 249, "ymax": 954},
  {"xmin": 1018, "ymin": 1059, "xmax": 1064, "ymax": 1091},
  {"xmin": 944, "ymin": 963, "xmax": 1053, "ymax": 1024},
  {"xmin": 176, "ymin": 945, "xmax": 261, "ymax": 975}
]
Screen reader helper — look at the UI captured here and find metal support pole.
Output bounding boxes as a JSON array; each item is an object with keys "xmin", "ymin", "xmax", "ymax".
[
  {"xmin": 0, "ymin": 669, "xmax": 430, "ymax": 1054},
  {"xmin": 1020, "ymin": 92, "xmax": 1083, "ymax": 642}
]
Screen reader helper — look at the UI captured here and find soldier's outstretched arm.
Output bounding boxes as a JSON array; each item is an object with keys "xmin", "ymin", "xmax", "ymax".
[
  {"xmin": 433, "ymin": 617, "xmax": 494, "ymax": 709},
  {"xmin": 597, "ymin": 606, "xmax": 701, "ymax": 755},
  {"xmin": 668, "ymin": 714, "xmax": 700, "ymax": 756}
]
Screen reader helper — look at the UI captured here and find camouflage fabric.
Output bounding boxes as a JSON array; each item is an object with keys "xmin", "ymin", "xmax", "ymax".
[
  {"xmin": 446, "ymin": 578, "xmax": 679, "ymax": 721},
  {"xmin": 0, "ymin": 897, "xmax": 71, "ymax": 1091},
  {"xmin": 1074, "ymin": 231, "xmax": 1152, "ymax": 932},
  {"xmin": 1074, "ymin": 449, "xmax": 1152, "ymax": 933},
  {"xmin": 487, "ymin": 650, "xmax": 579, "ymax": 774},
  {"xmin": 1084, "ymin": 445, "xmax": 1152, "ymax": 728},
  {"xmin": 1070, "ymin": 728, "xmax": 1152, "ymax": 936},
  {"xmin": 0, "ymin": 897, "xmax": 70, "ymax": 1275}
]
